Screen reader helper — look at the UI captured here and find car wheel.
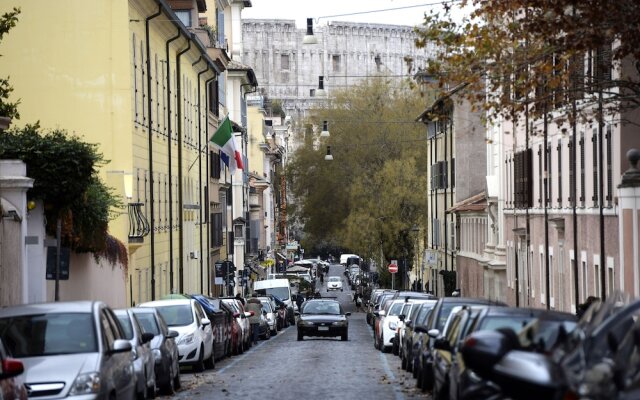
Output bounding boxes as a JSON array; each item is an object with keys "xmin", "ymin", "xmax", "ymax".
[
  {"xmin": 193, "ymin": 345, "xmax": 205, "ymax": 372},
  {"xmin": 401, "ymin": 351, "xmax": 407, "ymax": 370},
  {"xmin": 204, "ymin": 347, "xmax": 215, "ymax": 370},
  {"xmin": 392, "ymin": 339, "xmax": 399, "ymax": 356},
  {"xmin": 265, "ymin": 327, "xmax": 271, "ymax": 340},
  {"xmin": 173, "ymin": 367, "xmax": 181, "ymax": 391},
  {"xmin": 160, "ymin": 368, "xmax": 175, "ymax": 395},
  {"xmin": 297, "ymin": 331, "xmax": 303, "ymax": 341},
  {"xmin": 416, "ymin": 365, "xmax": 423, "ymax": 389}
]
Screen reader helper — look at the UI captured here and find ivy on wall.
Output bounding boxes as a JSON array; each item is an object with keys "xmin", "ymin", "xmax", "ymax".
[{"xmin": 0, "ymin": 123, "xmax": 127, "ymax": 268}]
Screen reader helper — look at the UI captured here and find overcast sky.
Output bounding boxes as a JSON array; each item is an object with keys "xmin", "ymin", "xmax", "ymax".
[{"xmin": 242, "ymin": 0, "xmax": 458, "ymax": 29}]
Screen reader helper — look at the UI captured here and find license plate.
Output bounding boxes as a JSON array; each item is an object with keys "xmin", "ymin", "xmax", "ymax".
[{"xmin": 318, "ymin": 326, "xmax": 329, "ymax": 331}]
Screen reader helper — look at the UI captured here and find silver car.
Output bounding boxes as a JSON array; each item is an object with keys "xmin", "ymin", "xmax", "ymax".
[
  {"xmin": 130, "ymin": 308, "xmax": 180, "ymax": 395},
  {"xmin": 115, "ymin": 309, "xmax": 156, "ymax": 400},
  {"xmin": 0, "ymin": 301, "xmax": 135, "ymax": 399}
]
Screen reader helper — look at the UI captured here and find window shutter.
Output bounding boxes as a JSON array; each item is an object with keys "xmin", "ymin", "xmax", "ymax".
[
  {"xmin": 557, "ymin": 141, "xmax": 562, "ymax": 205},
  {"xmin": 568, "ymin": 137, "xmax": 575, "ymax": 204},
  {"xmin": 451, "ymin": 158, "xmax": 456, "ymax": 188},
  {"xmin": 606, "ymin": 125, "xmax": 612, "ymax": 206},
  {"xmin": 580, "ymin": 134, "xmax": 585, "ymax": 206},
  {"xmin": 538, "ymin": 146, "xmax": 543, "ymax": 206}
]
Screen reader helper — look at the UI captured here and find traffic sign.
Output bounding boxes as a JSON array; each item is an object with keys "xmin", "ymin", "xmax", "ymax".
[{"xmin": 388, "ymin": 263, "xmax": 398, "ymax": 273}]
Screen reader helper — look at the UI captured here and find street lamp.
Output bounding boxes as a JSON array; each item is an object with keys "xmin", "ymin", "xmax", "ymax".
[{"xmin": 324, "ymin": 145, "xmax": 333, "ymax": 161}]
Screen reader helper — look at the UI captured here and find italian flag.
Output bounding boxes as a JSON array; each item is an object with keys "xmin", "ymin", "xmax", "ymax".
[{"xmin": 210, "ymin": 116, "xmax": 244, "ymax": 173}]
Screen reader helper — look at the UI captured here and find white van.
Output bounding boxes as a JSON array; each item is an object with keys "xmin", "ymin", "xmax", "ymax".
[
  {"xmin": 253, "ymin": 279, "xmax": 295, "ymax": 325},
  {"xmin": 340, "ymin": 253, "xmax": 359, "ymax": 266}
]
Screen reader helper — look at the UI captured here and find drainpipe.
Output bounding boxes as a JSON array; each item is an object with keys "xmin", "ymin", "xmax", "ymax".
[
  {"xmin": 194, "ymin": 58, "xmax": 209, "ymax": 294},
  {"xmin": 176, "ymin": 40, "xmax": 191, "ymax": 294},
  {"xmin": 146, "ymin": 5, "xmax": 162, "ymax": 300},
  {"xmin": 165, "ymin": 28, "xmax": 181, "ymax": 294},
  {"xmin": 572, "ymin": 90, "xmax": 579, "ymax": 310},
  {"xmin": 204, "ymin": 74, "xmax": 216, "ymax": 296},
  {"xmin": 598, "ymin": 88, "xmax": 606, "ymax": 300},
  {"xmin": 444, "ymin": 114, "xmax": 449, "ymax": 276},
  {"xmin": 544, "ymin": 100, "xmax": 550, "ymax": 310}
]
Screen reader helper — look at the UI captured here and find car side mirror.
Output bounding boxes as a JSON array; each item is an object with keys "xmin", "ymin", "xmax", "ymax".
[
  {"xmin": 345, "ymin": 312, "xmax": 352, "ymax": 317},
  {"xmin": 201, "ymin": 318, "xmax": 211, "ymax": 327},
  {"xmin": 433, "ymin": 337, "xmax": 452, "ymax": 352},
  {"xmin": 141, "ymin": 332, "xmax": 154, "ymax": 344},
  {"xmin": 0, "ymin": 358, "xmax": 24, "ymax": 379},
  {"xmin": 428, "ymin": 328, "xmax": 440, "ymax": 339},
  {"xmin": 167, "ymin": 330, "xmax": 179, "ymax": 339},
  {"xmin": 110, "ymin": 339, "xmax": 132, "ymax": 354},
  {"xmin": 378, "ymin": 310, "xmax": 386, "ymax": 317},
  {"xmin": 460, "ymin": 330, "xmax": 517, "ymax": 380},
  {"xmin": 414, "ymin": 326, "xmax": 427, "ymax": 334}
]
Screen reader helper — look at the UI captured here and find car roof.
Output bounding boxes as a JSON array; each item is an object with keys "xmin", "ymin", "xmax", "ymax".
[
  {"xmin": 139, "ymin": 299, "xmax": 193, "ymax": 307},
  {"xmin": 305, "ymin": 299, "xmax": 339, "ymax": 304},
  {"xmin": 0, "ymin": 300, "xmax": 100, "ymax": 316}
]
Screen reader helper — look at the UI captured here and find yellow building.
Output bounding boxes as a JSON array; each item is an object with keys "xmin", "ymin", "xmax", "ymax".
[{"xmin": 0, "ymin": 0, "xmax": 223, "ymax": 304}]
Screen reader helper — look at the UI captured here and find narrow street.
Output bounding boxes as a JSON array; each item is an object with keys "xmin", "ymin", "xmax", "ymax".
[{"xmin": 163, "ymin": 264, "xmax": 431, "ymax": 400}]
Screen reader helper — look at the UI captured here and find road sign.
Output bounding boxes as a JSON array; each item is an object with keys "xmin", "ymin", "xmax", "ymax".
[{"xmin": 388, "ymin": 263, "xmax": 398, "ymax": 273}]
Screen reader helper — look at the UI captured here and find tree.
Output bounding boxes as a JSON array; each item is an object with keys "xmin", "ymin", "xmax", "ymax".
[
  {"xmin": 413, "ymin": 0, "xmax": 640, "ymax": 126},
  {"xmin": 0, "ymin": 7, "xmax": 20, "ymax": 120},
  {"xmin": 0, "ymin": 124, "xmax": 126, "ymax": 266},
  {"xmin": 286, "ymin": 77, "xmax": 428, "ymax": 271}
]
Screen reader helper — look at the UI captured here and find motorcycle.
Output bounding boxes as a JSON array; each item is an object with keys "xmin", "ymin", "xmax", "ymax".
[{"xmin": 460, "ymin": 291, "xmax": 640, "ymax": 400}]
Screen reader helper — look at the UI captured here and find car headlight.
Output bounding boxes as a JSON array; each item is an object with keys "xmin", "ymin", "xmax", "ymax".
[
  {"xmin": 299, "ymin": 320, "xmax": 313, "ymax": 326},
  {"xmin": 332, "ymin": 321, "xmax": 347, "ymax": 326},
  {"xmin": 389, "ymin": 321, "xmax": 397, "ymax": 330},
  {"xmin": 152, "ymin": 349, "xmax": 162, "ymax": 364},
  {"xmin": 178, "ymin": 333, "xmax": 194, "ymax": 345},
  {"xmin": 69, "ymin": 372, "xmax": 101, "ymax": 395}
]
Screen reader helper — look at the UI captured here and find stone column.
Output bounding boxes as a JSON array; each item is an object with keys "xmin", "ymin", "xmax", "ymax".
[
  {"xmin": 617, "ymin": 149, "xmax": 640, "ymax": 297},
  {"xmin": 0, "ymin": 160, "xmax": 34, "ymax": 305}
]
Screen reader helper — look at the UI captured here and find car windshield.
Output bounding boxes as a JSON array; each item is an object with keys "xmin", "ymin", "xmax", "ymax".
[
  {"xmin": 133, "ymin": 312, "xmax": 160, "ymax": 335},
  {"xmin": 438, "ymin": 303, "xmax": 460, "ymax": 331},
  {"xmin": 259, "ymin": 287, "xmax": 290, "ymax": 301},
  {"xmin": 116, "ymin": 314, "xmax": 134, "ymax": 340},
  {"xmin": 328, "ymin": 277, "xmax": 341, "ymax": 282},
  {"xmin": 0, "ymin": 312, "xmax": 97, "ymax": 356},
  {"xmin": 156, "ymin": 305, "xmax": 193, "ymax": 326},
  {"xmin": 302, "ymin": 302, "xmax": 341, "ymax": 315}
]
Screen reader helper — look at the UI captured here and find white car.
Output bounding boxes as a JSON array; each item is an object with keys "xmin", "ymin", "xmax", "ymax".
[
  {"xmin": 327, "ymin": 276, "xmax": 343, "ymax": 292},
  {"xmin": 139, "ymin": 299, "xmax": 214, "ymax": 372},
  {"xmin": 258, "ymin": 297, "xmax": 278, "ymax": 335}
]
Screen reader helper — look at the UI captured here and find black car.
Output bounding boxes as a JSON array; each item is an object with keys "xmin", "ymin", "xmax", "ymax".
[
  {"xmin": 297, "ymin": 299, "xmax": 351, "ymax": 341},
  {"xmin": 440, "ymin": 306, "xmax": 576, "ymax": 400},
  {"xmin": 190, "ymin": 294, "xmax": 234, "ymax": 361},
  {"xmin": 415, "ymin": 297, "xmax": 505, "ymax": 391},
  {"xmin": 401, "ymin": 301, "xmax": 436, "ymax": 373}
]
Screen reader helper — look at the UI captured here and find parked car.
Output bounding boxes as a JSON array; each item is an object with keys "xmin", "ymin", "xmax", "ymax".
[
  {"xmin": 396, "ymin": 299, "xmax": 438, "ymax": 358},
  {"xmin": 138, "ymin": 299, "xmax": 214, "ymax": 372},
  {"xmin": 258, "ymin": 297, "xmax": 278, "ymax": 335},
  {"xmin": 401, "ymin": 301, "xmax": 436, "ymax": 373},
  {"xmin": 190, "ymin": 294, "xmax": 232, "ymax": 361},
  {"xmin": 129, "ymin": 307, "xmax": 181, "ymax": 395},
  {"xmin": 221, "ymin": 298, "xmax": 252, "ymax": 352},
  {"xmin": 415, "ymin": 297, "xmax": 504, "ymax": 391},
  {"xmin": 297, "ymin": 299, "xmax": 351, "ymax": 341},
  {"xmin": 0, "ymin": 338, "xmax": 27, "ymax": 400},
  {"xmin": 115, "ymin": 308, "xmax": 156, "ymax": 400},
  {"xmin": 0, "ymin": 300, "xmax": 135, "ymax": 399}
]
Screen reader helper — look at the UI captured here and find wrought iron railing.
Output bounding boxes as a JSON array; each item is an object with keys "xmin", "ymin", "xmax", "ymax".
[{"xmin": 128, "ymin": 202, "xmax": 150, "ymax": 243}]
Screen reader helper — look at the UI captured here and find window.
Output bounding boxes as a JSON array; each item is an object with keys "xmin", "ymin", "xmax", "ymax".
[
  {"xmin": 431, "ymin": 161, "xmax": 448, "ymax": 189},
  {"xmin": 568, "ymin": 137, "xmax": 575, "ymax": 204},
  {"xmin": 546, "ymin": 142, "xmax": 552, "ymax": 207},
  {"xmin": 210, "ymin": 151, "xmax": 221, "ymax": 179},
  {"xmin": 175, "ymin": 10, "xmax": 191, "ymax": 27},
  {"xmin": 451, "ymin": 158, "xmax": 456, "ymax": 188},
  {"xmin": 513, "ymin": 149, "xmax": 533, "ymax": 208},
  {"xmin": 594, "ymin": 260, "xmax": 601, "ymax": 298},
  {"xmin": 580, "ymin": 133, "xmax": 585, "ymax": 206},
  {"xmin": 592, "ymin": 128, "xmax": 599, "ymax": 206},
  {"xmin": 332, "ymin": 55, "xmax": 341, "ymax": 72},
  {"xmin": 606, "ymin": 125, "xmax": 612, "ymax": 207},
  {"xmin": 549, "ymin": 253, "xmax": 554, "ymax": 307},
  {"xmin": 208, "ymin": 80, "xmax": 219, "ymax": 116},
  {"xmin": 309, "ymin": 89, "xmax": 315, "ymax": 97},
  {"xmin": 540, "ymin": 250, "xmax": 545, "ymax": 304},
  {"xmin": 557, "ymin": 140, "xmax": 563, "ymax": 205},
  {"xmin": 281, "ymin": 54, "xmax": 290, "ymax": 70},
  {"xmin": 582, "ymin": 259, "xmax": 587, "ymax": 301},
  {"xmin": 538, "ymin": 145, "xmax": 543, "ymax": 206}
]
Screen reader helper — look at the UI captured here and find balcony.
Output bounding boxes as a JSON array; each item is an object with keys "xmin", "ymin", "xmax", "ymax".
[{"xmin": 128, "ymin": 203, "xmax": 150, "ymax": 243}]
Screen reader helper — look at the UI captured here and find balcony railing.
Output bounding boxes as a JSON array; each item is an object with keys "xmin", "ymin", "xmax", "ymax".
[{"xmin": 128, "ymin": 203, "xmax": 150, "ymax": 243}]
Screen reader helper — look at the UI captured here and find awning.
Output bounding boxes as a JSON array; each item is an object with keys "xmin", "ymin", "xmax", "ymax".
[{"xmin": 276, "ymin": 252, "xmax": 287, "ymax": 260}]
